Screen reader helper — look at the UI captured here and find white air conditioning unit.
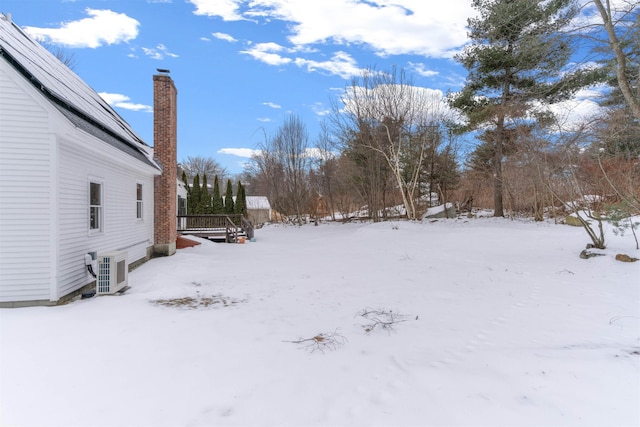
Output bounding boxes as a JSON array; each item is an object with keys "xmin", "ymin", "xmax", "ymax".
[{"xmin": 97, "ymin": 251, "xmax": 128, "ymax": 295}]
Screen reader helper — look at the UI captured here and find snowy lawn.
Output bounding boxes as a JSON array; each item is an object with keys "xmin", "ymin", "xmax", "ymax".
[{"xmin": 1, "ymin": 218, "xmax": 639, "ymax": 427}]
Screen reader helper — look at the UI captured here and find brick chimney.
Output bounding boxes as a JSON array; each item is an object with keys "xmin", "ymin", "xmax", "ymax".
[{"xmin": 153, "ymin": 71, "xmax": 177, "ymax": 256}]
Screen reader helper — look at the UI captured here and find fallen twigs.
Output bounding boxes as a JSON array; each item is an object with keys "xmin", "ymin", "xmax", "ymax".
[
  {"xmin": 358, "ymin": 308, "xmax": 409, "ymax": 333},
  {"xmin": 284, "ymin": 330, "xmax": 347, "ymax": 353}
]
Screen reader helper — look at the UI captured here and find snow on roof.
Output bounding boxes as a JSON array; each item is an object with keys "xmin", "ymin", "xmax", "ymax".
[
  {"xmin": 0, "ymin": 14, "xmax": 159, "ymax": 170},
  {"xmin": 246, "ymin": 196, "xmax": 271, "ymax": 210}
]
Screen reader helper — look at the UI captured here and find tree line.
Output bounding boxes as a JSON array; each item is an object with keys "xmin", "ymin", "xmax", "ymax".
[
  {"xmin": 181, "ymin": 169, "xmax": 247, "ymax": 217},
  {"xmin": 182, "ymin": 0, "xmax": 637, "ymax": 237},
  {"xmin": 238, "ymin": 0, "xmax": 638, "ymax": 230}
]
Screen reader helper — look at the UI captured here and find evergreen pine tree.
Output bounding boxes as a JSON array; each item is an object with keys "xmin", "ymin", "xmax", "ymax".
[
  {"xmin": 190, "ymin": 174, "xmax": 202, "ymax": 214},
  {"xmin": 181, "ymin": 170, "xmax": 190, "ymax": 213},
  {"xmin": 450, "ymin": 0, "xmax": 598, "ymax": 217},
  {"xmin": 235, "ymin": 181, "xmax": 247, "ymax": 216},
  {"xmin": 201, "ymin": 174, "xmax": 212, "ymax": 214},
  {"xmin": 224, "ymin": 179, "xmax": 235, "ymax": 214},
  {"xmin": 212, "ymin": 175, "xmax": 223, "ymax": 214},
  {"xmin": 240, "ymin": 182, "xmax": 247, "ymax": 216},
  {"xmin": 181, "ymin": 170, "xmax": 189, "ymax": 195}
]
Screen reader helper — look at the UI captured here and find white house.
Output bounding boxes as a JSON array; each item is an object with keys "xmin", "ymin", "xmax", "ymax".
[{"xmin": 0, "ymin": 14, "xmax": 177, "ymax": 307}]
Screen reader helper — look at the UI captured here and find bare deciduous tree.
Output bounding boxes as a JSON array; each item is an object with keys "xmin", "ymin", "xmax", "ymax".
[
  {"xmin": 180, "ymin": 156, "xmax": 228, "ymax": 183},
  {"xmin": 592, "ymin": 0, "xmax": 640, "ymax": 121},
  {"xmin": 40, "ymin": 41, "xmax": 77, "ymax": 70},
  {"xmin": 252, "ymin": 115, "xmax": 313, "ymax": 224},
  {"xmin": 313, "ymin": 122, "xmax": 338, "ymax": 220},
  {"xmin": 333, "ymin": 67, "xmax": 453, "ymax": 220}
]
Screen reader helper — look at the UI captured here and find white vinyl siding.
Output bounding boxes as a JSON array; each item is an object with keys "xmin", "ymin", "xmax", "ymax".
[
  {"xmin": 0, "ymin": 61, "xmax": 54, "ymax": 303},
  {"xmin": 57, "ymin": 137, "xmax": 156, "ymax": 298},
  {"xmin": 0, "ymin": 58, "xmax": 158, "ymax": 304}
]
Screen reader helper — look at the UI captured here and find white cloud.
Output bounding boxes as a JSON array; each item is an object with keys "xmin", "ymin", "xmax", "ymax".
[
  {"xmin": 218, "ymin": 148, "xmax": 261, "ymax": 158},
  {"xmin": 257, "ymin": 118, "xmax": 273, "ymax": 122},
  {"xmin": 240, "ymin": 42, "xmax": 292, "ymax": 66},
  {"xmin": 23, "ymin": 9, "xmax": 139, "ymax": 48},
  {"xmin": 188, "ymin": 0, "xmax": 245, "ymax": 20},
  {"xmin": 303, "ymin": 147, "xmax": 330, "ymax": 159},
  {"xmin": 294, "ymin": 51, "xmax": 362, "ymax": 79},
  {"xmin": 310, "ymin": 102, "xmax": 330, "ymax": 117},
  {"xmin": 341, "ymin": 84, "xmax": 457, "ymax": 123},
  {"xmin": 219, "ymin": 146, "xmax": 325, "ymax": 160},
  {"xmin": 573, "ymin": 0, "xmax": 635, "ymax": 31},
  {"xmin": 262, "ymin": 102, "xmax": 281, "ymax": 109},
  {"xmin": 99, "ymin": 92, "xmax": 153, "ymax": 113},
  {"xmin": 141, "ymin": 44, "xmax": 179, "ymax": 60},
  {"xmin": 547, "ymin": 85, "xmax": 610, "ymax": 131},
  {"xmin": 187, "ymin": 0, "xmax": 475, "ymax": 58},
  {"xmin": 212, "ymin": 32, "xmax": 237, "ymax": 42},
  {"xmin": 408, "ymin": 62, "xmax": 439, "ymax": 78},
  {"xmin": 241, "ymin": 43, "xmax": 361, "ymax": 78}
]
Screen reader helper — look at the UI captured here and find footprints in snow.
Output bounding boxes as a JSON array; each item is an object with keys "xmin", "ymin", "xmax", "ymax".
[{"xmin": 428, "ymin": 284, "xmax": 543, "ymax": 369}]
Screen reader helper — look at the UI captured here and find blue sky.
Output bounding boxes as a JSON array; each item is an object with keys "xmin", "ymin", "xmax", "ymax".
[{"xmin": 2, "ymin": 0, "xmax": 612, "ymax": 174}]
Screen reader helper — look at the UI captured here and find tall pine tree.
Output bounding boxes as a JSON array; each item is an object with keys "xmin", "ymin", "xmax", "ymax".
[
  {"xmin": 201, "ymin": 174, "xmax": 212, "ymax": 214},
  {"xmin": 189, "ymin": 174, "xmax": 202, "ymax": 215},
  {"xmin": 181, "ymin": 170, "xmax": 190, "ymax": 213},
  {"xmin": 450, "ymin": 0, "xmax": 597, "ymax": 217},
  {"xmin": 235, "ymin": 181, "xmax": 247, "ymax": 216},
  {"xmin": 224, "ymin": 179, "xmax": 235, "ymax": 214},
  {"xmin": 212, "ymin": 175, "xmax": 223, "ymax": 214}
]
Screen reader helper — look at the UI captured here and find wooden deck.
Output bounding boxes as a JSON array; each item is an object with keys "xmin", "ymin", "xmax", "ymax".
[{"xmin": 177, "ymin": 214, "xmax": 254, "ymax": 243}]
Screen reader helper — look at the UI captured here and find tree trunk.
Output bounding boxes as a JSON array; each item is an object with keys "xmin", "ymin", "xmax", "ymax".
[
  {"xmin": 494, "ymin": 60, "xmax": 512, "ymax": 218},
  {"xmin": 493, "ymin": 157, "xmax": 504, "ymax": 216},
  {"xmin": 594, "ymin": 0, "xmax": 640, "ymax": 122},
  {"xmin": 493, "ymin": 125, "xmax": 505, "ymax": 217}
]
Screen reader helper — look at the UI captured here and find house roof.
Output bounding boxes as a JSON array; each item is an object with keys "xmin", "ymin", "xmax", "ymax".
[{"xmin": 0, "ymin": 14, "xmax": 160, "ymax": 170}]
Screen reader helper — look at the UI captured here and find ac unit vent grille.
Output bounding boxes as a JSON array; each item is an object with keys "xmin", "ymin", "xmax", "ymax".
[{"xmin": 97, "ymin": 251, "xmax": 128, "ymax": 294}]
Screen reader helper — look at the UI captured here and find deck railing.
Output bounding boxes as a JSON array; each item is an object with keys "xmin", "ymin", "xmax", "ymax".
[{"xmin": 177, "ymin": 214, "xmax": 254, "ymax": 242}]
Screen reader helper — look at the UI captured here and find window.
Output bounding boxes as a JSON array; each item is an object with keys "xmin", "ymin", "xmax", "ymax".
[
  {"xmin": 136, "ymin": 183, "xmax": 143, "ymax": 220},
  {"xmin": 89, "ymin": 181, "xmax": 103, "ymax": 231}
]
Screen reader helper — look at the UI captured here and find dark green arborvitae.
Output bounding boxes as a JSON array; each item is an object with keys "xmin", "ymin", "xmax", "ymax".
[
  {"xmin": 212, "ymin": 175, "xmax": 223, "ymax": 214},
  {"xmin": 181, "ymin": 170, "xmax": 189, "ymax": 196},
  {"xmin": 224, "ymin": 179, "xmax": 235, "ymax": 214},
  {"xmin": 189, "ymin": 174, "xmax": 202, "ymax": 214},
  {"xmin": 201, "ymin": 174, "xmax": 212, "ymax": 214},
  {"xmin": 181, "ymin": 170, "xmax": 190, "ymax": 212},
  {"xmin": 235, "ymin": 181, "xmax": 247, "ymax": 216}
]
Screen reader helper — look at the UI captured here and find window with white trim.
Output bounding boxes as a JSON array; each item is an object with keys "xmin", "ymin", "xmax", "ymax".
[
  {"xmin": 89, "ymin": 181, "xmax": 103, "ymax": 231},
  {"xmin": 136, "ymin": 183, "xmax": 143, "ymax": 220}
]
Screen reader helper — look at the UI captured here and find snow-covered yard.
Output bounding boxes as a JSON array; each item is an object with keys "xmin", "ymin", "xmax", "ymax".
[{"xmin": 1, "ymin": 218, "xmax": 639, "ymax": 427}]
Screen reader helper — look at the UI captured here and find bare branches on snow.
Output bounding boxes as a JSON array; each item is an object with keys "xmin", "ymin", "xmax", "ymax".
[
  {"xmin": 357, "ymin": 308, "xmax": 410, "ymax": 333},
  {"xmin": 284, "ymin": 330, "xmax": 347, "ymax": 353}
]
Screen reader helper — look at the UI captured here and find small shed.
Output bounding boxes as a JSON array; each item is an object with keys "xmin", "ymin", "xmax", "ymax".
[{"xmin": 246, "ymin": 196, "xmax": 272, "ymax": 226}]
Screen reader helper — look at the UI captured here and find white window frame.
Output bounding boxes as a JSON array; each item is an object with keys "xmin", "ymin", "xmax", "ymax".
[
  {"xmin": 89, "ymin": 178, "xmax": 104, "ymax": 234},
  {"xmin": 136, "ymin": 182, "xmax": 144, "ymax": 221}
]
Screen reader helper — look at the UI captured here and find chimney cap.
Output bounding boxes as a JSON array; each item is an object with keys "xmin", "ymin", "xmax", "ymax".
[{"xmin": 156, "ymin": 68, "xmax": 170, "ymax": 74}]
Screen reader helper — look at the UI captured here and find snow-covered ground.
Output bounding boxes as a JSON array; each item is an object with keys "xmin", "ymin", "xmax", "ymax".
[{"xmin": 1, "ymin": 217, "xmax": 639, "ymax": 427}]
